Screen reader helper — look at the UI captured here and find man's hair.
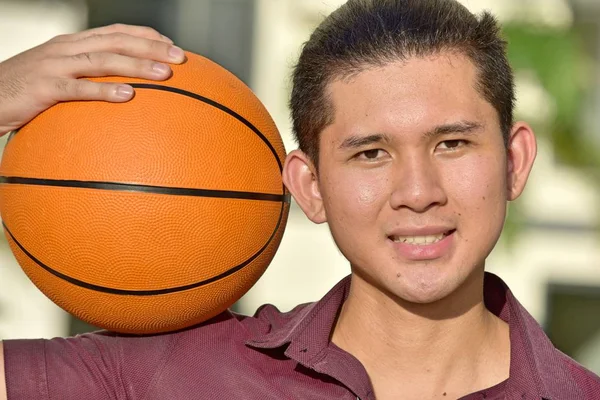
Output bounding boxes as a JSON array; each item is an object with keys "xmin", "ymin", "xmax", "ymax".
[{"xmin": 290, "ymin": 0, "xmax": 515, "ymax": 166}]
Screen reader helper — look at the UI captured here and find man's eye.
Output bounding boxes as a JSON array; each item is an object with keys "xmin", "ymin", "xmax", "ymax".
[
  {"xmin": 437, "ymin": 140, "xmax": 467, "ymax": 150},
  {"xmin": 358, "ymin": 149, "xmax": 384, "ymax": 159}
]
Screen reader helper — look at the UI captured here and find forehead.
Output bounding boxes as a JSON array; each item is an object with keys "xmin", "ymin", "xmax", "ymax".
[{"xmin": 323, "ymin": 52, "xmax": 498, "ymax": 141}]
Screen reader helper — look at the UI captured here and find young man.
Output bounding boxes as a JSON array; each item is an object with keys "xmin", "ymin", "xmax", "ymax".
[{"xmin": 1, "ymin": 0, "xmax": 599, "ymax": 399}]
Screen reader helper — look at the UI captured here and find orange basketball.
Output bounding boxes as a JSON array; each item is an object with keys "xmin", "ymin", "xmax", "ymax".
[{"xmin": 0, "ymin": 52, "xmax": 289, "ymax": 334}]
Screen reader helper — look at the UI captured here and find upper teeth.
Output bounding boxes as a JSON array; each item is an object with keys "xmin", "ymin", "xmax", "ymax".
[{"xmin": 392, "ymin": 233, "xmax": 446, "ymax": 245}]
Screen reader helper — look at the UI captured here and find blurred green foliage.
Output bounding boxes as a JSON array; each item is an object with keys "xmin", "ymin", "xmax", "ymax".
[
  {"xmin": 501, "ymin": 23, "xmax": 600, "ymax": 243},
  {"xmin": 504, "ymin": 24, "xmax": 599, "ymax": 170}
]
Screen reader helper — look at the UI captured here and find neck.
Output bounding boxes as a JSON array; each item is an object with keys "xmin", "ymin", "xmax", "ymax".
[{"xmin": 331, "ymin": 269, "xmax": 510, "ymax": 399}]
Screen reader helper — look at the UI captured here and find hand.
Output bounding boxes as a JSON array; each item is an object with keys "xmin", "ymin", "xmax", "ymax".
[{"xmin": 0, "ymin": 23, "xmax": 186, "ymax": 136}]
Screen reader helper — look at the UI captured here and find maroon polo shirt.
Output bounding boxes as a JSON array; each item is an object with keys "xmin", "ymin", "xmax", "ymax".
[{"xmin": 4, "ymin": 272, "xmax": 600, "ymax": 399}]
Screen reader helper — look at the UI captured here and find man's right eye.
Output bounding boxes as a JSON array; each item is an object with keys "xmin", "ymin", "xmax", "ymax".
[{"xmin": 355, "ymin": 148, "xmax": 386, "ymax": 160}]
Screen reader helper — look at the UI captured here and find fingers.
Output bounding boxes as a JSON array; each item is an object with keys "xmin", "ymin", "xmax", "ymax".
[
  {"xmin": 50, "ymin": 23, "xmax": 173, "ymax": 45},
  {"xmin": 54, "ymin": 33, "xmax": 185, "ymax": 65},
  {"xmin": 40, "ymin": 25, "xmax": 186, "ymax": 88},
  {"xmin": 44, "ymin": 26, "xmax": 184, "ymax": 103},
  {"xmin": 59, "ymin": 52, "xmax": 173, "ymax": 81},
  {"xmin": 0, "ymin": 23, "xmax": 182, "ymax": 132},
  {"xmin": 50, "ymin": 78, "xmax": 135, "ymax": 102},
  {"xmin": 84, "ymin": 24, "xmax": 174, "ymax": 44}
]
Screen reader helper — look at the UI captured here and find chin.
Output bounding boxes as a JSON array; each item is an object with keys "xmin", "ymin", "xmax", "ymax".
[
  {"xmin": 393, "ymin": 285, "xmax": 454, "ymax": 305},
  {"xmin": 391, "ymin": 281, "xmax": 454, "ymax": 304},
  {"xmin": 385, "ymin": 266, "xmax": 472, "ymax": 305}
]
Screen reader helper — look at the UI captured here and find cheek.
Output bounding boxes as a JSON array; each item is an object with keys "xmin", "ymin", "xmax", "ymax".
[
  {"xmin": 444, "ymin": 152, "xmax": 506, "ymax": 199},
  {"xmin": 322, "ymin": 168, "xmax": 390, "ymax": 221},
  {"xmin": 355, "ymin": 178, "xmax": 383, "ymax": 207},
  {"xmin": 442, "ymin": 152, "xmax": 508, "ymax": 239}
]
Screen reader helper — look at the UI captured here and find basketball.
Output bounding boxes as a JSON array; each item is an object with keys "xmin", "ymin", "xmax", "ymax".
[{"xmin": 0, "ymin": 52, "xmax": 290, "ymax": 334}]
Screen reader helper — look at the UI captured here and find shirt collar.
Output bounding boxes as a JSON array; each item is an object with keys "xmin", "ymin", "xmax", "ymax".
[
  {"xmin": 246, "ymin": 276, "xmax": 349, "ymax": 364},
  {"xmin": 246, "ymin": 272, "xmax": 581, "ymax": 399},
  {"xmin": 484, "ymin": 273, "xmax": 582, "ymax": 399}
]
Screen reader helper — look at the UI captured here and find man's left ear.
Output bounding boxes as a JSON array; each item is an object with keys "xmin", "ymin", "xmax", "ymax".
[{"xmin": 507, "ymin": 122, "xmax": 537, "ymax": 201}]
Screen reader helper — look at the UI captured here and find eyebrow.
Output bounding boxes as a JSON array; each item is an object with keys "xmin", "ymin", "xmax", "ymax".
[
  {"xmin": 338, "ymin": 133, "xmax": 392, "ymax": 150},
  {"xmin": 337, "ymin": 120, "xmax": 485, "ymax": 151},
  {"xmin": 423, "ymin": 120, "xmax": 485, "ymax": 139}
]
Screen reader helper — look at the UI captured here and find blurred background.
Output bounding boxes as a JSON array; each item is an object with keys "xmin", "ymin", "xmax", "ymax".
[{"xmin": 0, "ymin": 0, "xmax": 599, "ymax": 374}]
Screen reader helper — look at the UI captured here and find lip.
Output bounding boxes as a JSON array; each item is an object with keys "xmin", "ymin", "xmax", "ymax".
[{"xmin": 388, "ymin": 229, "xmax": 456, "ymax": 261}]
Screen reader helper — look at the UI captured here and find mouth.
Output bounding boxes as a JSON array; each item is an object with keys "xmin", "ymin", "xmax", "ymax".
[
  {"xmin": 387, "ymin": 229, "xmax": 456, "ymax": 261},
  {"xmin": 388, "ymin": 229, "xmax": 456, "ymax": 246}
]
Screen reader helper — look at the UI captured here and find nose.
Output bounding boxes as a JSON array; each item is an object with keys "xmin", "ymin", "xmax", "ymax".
[{"xmin": 389, "ymin": 154, "xmax": 447, "ymax": 212}]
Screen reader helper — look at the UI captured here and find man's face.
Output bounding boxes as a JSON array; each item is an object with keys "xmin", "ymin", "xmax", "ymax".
[{"xmin": 314, "ymin": 53, "xmax": 516, "ymax": 304}]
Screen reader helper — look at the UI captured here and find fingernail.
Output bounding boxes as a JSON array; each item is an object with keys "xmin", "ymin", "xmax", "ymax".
[
  {"xmin": 169, "ymin": 46, "xmax": 185, "ymax": 61},
  {"xmin": 152, "ymin": 62, "xmax": 170, "ymax": 75},
  {"xmin": 115, "ymin": 85, "xmax": 134, "ymax": 99}
]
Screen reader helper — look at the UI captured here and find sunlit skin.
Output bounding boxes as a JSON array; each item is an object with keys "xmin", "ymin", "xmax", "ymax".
[{"xmin": 283, "ymin": 52, "xmax": 537, "ymax": 399}]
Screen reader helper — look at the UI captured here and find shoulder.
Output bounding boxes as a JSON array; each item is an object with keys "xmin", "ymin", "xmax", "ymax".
[
  {"xmin": 4, "ymin": 303, "xmax": 314, "ymax": 369},
  {"xmin": 172, "ymin": 302, "xmax": 315, "ymax": 345},
  {"xmin": 555, "ymin": 350, "xmax": 600, "ymax": 395},
  {"xmin": 106, "ymin": 302, "xmax": 314, "ymax": 355}
]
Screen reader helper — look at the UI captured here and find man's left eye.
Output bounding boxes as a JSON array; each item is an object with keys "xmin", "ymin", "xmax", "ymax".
[{"xmin": 362, "ymin": 149, "xmax": 382, "ymax": 159}]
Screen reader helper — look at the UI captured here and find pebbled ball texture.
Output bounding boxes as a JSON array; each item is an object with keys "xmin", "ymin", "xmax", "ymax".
[{"xmin": 0, "ymin": 52, "xmax": 289, "ymax": 334}]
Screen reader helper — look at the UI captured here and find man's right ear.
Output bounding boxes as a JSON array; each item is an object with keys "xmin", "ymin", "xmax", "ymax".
[{"xmin": 282, "ymin": 149, "xmax": 327, "ymax": 224}]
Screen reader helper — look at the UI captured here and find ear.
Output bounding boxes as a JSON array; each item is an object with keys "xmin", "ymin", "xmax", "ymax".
[
  {"xmin": 507, "ymin": 121, "xmax": 537, "ymax": 201},
  {"xmin": 282, "ymin": 149, "xmax": 327, "ymax": 223}
]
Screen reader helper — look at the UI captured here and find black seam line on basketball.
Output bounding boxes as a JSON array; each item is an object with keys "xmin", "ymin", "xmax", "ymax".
[
  {"xmin": 1, "ymin": 200, "xmax": 286, "ymax": 296},
  {"xmin": 128, "ymin": 83, "xmax": 283, "ymax": 172},
  {"xmin": 0, "ymin": 176, "xmax": 291, "ymax": 203}
]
